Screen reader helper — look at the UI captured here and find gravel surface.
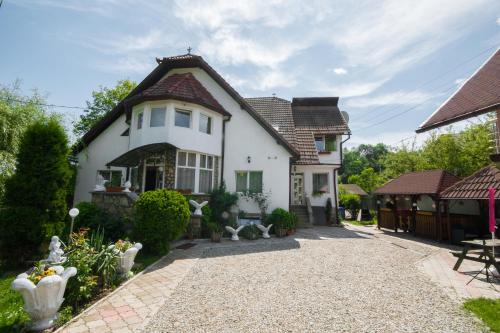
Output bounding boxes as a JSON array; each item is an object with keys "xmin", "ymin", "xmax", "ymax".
[{"xmin": 145, "ymin": 226, "xmax": 483, "ymax": 332}]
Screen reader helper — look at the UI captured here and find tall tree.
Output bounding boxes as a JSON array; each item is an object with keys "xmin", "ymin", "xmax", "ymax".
[
  {"xmin": 347, "ymin": 167, "xmax": 381, "ymax": 193},
  {"xmin": 73, "ymin": 79, "xmax": 137, "ymax": 138},
  {"xmin": 0, "ymin": 81, "xmax": 46, "ymax": 201},
  {"xmin": 0, "ymin": 117, "xmax": 72, "ymax": 264}
]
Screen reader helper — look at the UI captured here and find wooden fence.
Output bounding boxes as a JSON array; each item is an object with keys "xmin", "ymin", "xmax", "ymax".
[
  {"xmin": 415, "ymin": 211, "xmax": 437, "ymax": 239},
  {"xmin": 378, "ymin": 208, "xmax": 396, "ymax": 230}
]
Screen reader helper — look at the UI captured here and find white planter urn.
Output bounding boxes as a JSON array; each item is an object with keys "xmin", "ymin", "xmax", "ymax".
[
  {"xmin": 111, "ymin": 243, "xmax": 142, "ymax": 277},
  {"xmin": 11, "ymin": 266, "xmax": 77, "ymax": 331}
]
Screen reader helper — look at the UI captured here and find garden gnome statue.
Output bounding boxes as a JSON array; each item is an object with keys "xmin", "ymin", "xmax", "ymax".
[
  {"xmin": 46, "ymin": 236, "xmax": 66, "ymax": 264},
  {"xmin": 189, "ymin": 200, "xmax": 208, "ymax": 216},
  {"xmin": 94, "ymin": 174, "xmax": 106, "ymax": 191}
]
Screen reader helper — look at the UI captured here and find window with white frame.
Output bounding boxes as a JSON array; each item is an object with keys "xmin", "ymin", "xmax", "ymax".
[
  {"xmin": 199, "ymin": 113, "xmax": 212, "ymax": 134},
  {"xmin": 176, "ymin": 151, "xmax": 196, "ymax": 191},
  {"xmin": 312, "ymin": 173, "xmax": 329, "ymax": 194},
  {"xmin": 97, "ymin": 170, "xmax": 122, "ymax": 187},
  {"xmin": 235, "ymin": 171, "xmax": 263, "ymax": 193},
  {"xmin": 137, "ymin": 111, "xmax": 143, "ymax": 129},
  {"xmin": 175, "ymin": 109, "xmax": 191, "ymax": 128},
  {"xmin": 150, "ymin": 107, "xmax": 166, "ymax": 127},
  {"xmin": 199, "ymin": 154, "xmax": 214, "ymax": 193}
]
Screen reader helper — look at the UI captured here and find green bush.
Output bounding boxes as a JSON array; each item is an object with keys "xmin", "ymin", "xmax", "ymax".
[
  {"xmin": 0, "ymin": 118, "xmax": 71, "ymax": 265},
  {"xmin": 209, "ymin": 183, "xmax": 238, "ymax": 223},
  {"xmin": 240, "ymin": 224, "xmax": 259, "ymax": 240},
  {"xmin": 288, "ymin": 212, "xmax": 298, "ymax": 230},
  {"xmin": 133, "ymin": 189, "xmax": 190, "ymax": 253},
  {"xmin": 71, "ymin": 202, "xmax": 128, "ymax": 241},
  {"xmin": 267, "ymin": 208, "xmax": 292, "ymax": 230}
]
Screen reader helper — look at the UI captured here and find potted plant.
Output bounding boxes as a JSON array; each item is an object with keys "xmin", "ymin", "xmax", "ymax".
[
  {"xmin": 287, "ymin": 212, "xmax": 298, "ymax": 235},
  {"xmin": 207, "ymin": 222, "xmax": 224, "ymax": 242},
  {"xmin": 109, "ymin": 239, "xmax": 142, "ymax": 277},
  {"xmin": 11, "ymin": 262, "xmax": 77, "ymax": 331},
  {"xmin": 268, "ymin": 208, "xmax": 290, "ymax": 237},
  {"xmin": 105, "ymin": 181, "xmax": 123, "ymax": 193}
]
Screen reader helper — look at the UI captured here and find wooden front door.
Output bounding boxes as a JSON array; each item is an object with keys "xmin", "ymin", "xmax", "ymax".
[{"xmin": 292, "ymin": 174, "xmax": 304, "ymax": 205}]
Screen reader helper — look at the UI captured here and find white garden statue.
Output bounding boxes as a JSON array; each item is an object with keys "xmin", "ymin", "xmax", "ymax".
[
  {"xmin": 94, "ymin": 174, "xmax": 106, "ymax": 191},
  {"xmin": 189, "ymin": 200, "xmax": 208, "ymax": 216},
  {"xmin": 122, "ymin": 180, "xmax": 131, "ymax": 192},
  {"xmin": 45, "ymin": 236, "xmax": 66, "ymax": 265},
  {"xmin": 12, "ymin": 266, "xmax": 77, "ymax": 331},
  {"xmin": 257, "ymin": 224, "xmax": 273, "ymax": 239},
  {"xmin": 110, "ymin": 242, "xmax": 143, "ymax": 278},
  {"xmin": 225, "ymin": 225, "xmax": 246, "ymax": 241}
]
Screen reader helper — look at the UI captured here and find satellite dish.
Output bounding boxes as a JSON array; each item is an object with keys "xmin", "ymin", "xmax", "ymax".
[{"xmin": 341, "ymin": 111, "xmax": 349, "ymax": 123}]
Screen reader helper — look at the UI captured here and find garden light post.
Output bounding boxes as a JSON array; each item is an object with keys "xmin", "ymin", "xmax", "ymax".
[{"xmin": 68, "ymin": 208, "xmax": 79, "ymax": 242}]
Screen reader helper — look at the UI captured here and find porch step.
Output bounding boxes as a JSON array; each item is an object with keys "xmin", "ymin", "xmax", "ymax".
[{"xmin": 290, "ymin": 205, "xmax": 312, "ymax": 228}]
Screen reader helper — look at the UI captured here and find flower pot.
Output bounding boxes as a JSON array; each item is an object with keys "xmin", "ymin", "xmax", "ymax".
[
  {"xmin": 106, "ymin": 186, "xmax": 123, "ymax": 192},
  {"xmin": 111, "ymin": 243, "xmax": 142, "ymax": 277},
  {"xmin": 275, "ymin": 227, "xmax": 287, "ymax": 237},
  {"xmin": 210, "ymin": 231, "xmax": 222, "ymax": 242},
  {"xmin": 12, "ymin": 266, "xmax": 77, "ymax": 331}
]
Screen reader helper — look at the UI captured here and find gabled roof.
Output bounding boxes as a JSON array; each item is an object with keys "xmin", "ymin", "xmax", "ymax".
[
  {"xmin": 374, "ymin": 170, "xmax": 460, "ymax": 196},
  {"xmin": 125, "ymin": 73, "xmax": 230, "ymax": 117},
  {"xmin": 341, "ymin": 184, "xmax": 368, "ymax": 196},
  {"xmin": 440, "ymin": 165, "xmax": 500, "ymax": 200},
  {"xmin": 75, "ymin": 54, "xmax": 299, "ymax": 157},
  {"xmin": 417, "ymin": 48, "xmax": 500, "ymax": 133},
  {"xmin": 247, "ymin": 96, "xmax": 350, "ymax": 165}
]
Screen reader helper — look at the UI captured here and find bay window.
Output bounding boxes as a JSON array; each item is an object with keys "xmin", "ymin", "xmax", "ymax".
[
  {"xmin": 176, "ymin": 151, "xmax": 215, "ymax": 193},
  {"xmin": 150, "ymin": 107, "xmax": 166, "ymax": 127},
  {"xmin": 137, "ymin": 111, "xmax": 143, "ymax": 129},
  {"xmin": 199, "ymin": 113, "xmax": 212, "ymax": 134},
  {"xmin": 235, "ymin": 171, "xmax": 263, "ymax": 193},
  {"xmin": 175, "ymin": 109, "xmax": 191, "ymax": 128}
]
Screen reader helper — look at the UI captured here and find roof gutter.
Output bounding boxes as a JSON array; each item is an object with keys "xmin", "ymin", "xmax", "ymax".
[{"xmin": 340, "ymin": 133, "xmax": 351, "ymax": 167}]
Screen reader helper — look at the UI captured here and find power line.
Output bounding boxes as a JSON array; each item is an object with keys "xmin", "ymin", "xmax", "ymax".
[
  {"xmin": 0, "ymin": 96, "xmax": 86, "ymax": 110},
  {"xmin": 353, "ymin": 44, "xmax": 499, "ymax": 123}
]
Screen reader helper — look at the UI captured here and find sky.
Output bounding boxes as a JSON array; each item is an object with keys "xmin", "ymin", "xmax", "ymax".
[{"xmin": 1, "ymin": 0, "xmax": 499, "ymax": 147}]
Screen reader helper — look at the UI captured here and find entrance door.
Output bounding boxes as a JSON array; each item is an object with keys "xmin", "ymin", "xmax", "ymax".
[
  {"xmin": 144, "ymin": 166, "xmax": 158, "ymax": 191},
  {"xmin": 292, "ymin": 174, "xmax": 304, "ymax": 205}
]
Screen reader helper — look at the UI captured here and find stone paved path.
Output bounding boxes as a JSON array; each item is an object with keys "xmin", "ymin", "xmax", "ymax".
[{"xmin": 58, "ymin": 225, "xmax": 499, "ymax": 332}]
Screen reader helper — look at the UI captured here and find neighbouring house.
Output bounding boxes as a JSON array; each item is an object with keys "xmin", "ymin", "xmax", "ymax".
[
  {"xmin": 415, "ymin": 48, "xmax": 500, "ymax": 241},
  {"xmin": 73, "ymin": 54, "xmax": 351, "ymax": 225}
]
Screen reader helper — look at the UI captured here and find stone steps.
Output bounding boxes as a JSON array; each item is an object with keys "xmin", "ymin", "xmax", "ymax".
[{"xmin": 290, "ymin": 205, "xmax": 312, "ymax": 228}]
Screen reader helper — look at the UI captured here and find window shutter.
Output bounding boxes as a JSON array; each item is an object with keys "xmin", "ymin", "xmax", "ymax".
[
  {"xmin": 326, "ymin": 137, "xmax": 337, "ymax": 151},
  {"xmin": 236, "ymin": 172, "xmax": 248, "ymax": 192}
]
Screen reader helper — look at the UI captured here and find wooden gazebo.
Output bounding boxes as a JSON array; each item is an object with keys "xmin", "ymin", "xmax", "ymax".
[{"xmin": 374, "ymin": 170, "xmax": 460, "ymax": 240}]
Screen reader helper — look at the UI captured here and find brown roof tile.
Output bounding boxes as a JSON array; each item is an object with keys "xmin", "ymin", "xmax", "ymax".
[
  {"xmin": 374, "ymin": 170, "xmax": 460, "ymax": 196},
  {"xmin": 417, "ymin": 49, "xmax": 500, "ymax": 133},
  {"xmin": 133, "ymin": 73, "xmax": 230, "ymax": 116},
  {"xmin": 440, "ymin": 165, "xmax": 500, "ymax": 199}
]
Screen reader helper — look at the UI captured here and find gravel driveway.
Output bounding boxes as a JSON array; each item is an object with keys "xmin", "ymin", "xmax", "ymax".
[{"xmin": 145, "ymin": 226, "xmax": 483, "ymax": 332}]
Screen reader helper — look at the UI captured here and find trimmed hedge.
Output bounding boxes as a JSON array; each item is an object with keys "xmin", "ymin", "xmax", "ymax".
[{"xmin": 133, "ymin": 189, "xmax": 190, "ymax": 253}]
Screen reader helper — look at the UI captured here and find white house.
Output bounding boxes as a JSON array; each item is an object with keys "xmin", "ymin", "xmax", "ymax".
[{"xmin": 73, "ymin": 54, "xmax": 351, "ymax": 225}]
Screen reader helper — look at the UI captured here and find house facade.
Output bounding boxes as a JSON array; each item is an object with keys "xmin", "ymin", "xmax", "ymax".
[{"xmin": 74, "ymin": 54, "xmax": 350, "ymax": 224}]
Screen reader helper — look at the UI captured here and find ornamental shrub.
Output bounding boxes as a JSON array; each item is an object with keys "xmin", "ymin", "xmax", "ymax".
[
  {"xmin": 133, "ymin": 189, "xmax": 190, "ymax": 253},
  {"xmin": 70, "ymin": 202, "xmax": 128, "ymax": 241},
  {"xmin": 267, "ymin": 208, "xmax": 292, "ymax": 230},
  {"xmin": 0, "ymin": 117, "xmax": 71, "ymax": 265}
]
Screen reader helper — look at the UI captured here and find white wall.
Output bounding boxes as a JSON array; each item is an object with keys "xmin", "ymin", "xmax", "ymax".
[
  {"xmin": 294, "ymin": 165, "xmax": 339, "ymax": 207},
  {"xmin": 74, "ymin": 114, "xmax": 129, "ymax": 204},
  {"xmin": 165, "ymin": 68, "xmax": 293, "ymax": 213},
  {"xmin": 129, "ymin": 100, "xmax": 223, "ymax": 156}
]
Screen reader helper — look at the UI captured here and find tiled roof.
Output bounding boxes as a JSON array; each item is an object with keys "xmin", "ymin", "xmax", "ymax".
[
  {"xmin": 341, "ymin": 184, "xmax": 368, "ymax": 196},
  {"xmin": 245, "ymin": 97, "xmax": 297, "ymax": 147},
  {"xmin": 417, "ymin": 49, "xmax": 500, "ymax": 132},
  {"xmin": 374, "ymin": 170, "xmax": 460, "ymax": 196},
  {"xmin": 440, "ymin": 165, "xmax": 500, "ymax": 200},
  {"xmin": 135, "ymin": 73, "xmax": 230, "ymax": 116},
  {"xmin": 247, "ymin": 97, "xmax": 350, "ymax": 165}
]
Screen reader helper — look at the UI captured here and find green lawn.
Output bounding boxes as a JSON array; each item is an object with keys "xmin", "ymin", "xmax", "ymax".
[
  {"xmin": 0, "ymin": 270, "xmax": 29, "ymax": 333},
  {"xmin": 464, "ymin": 298, "xmax": 500, "ymax": 332},
  {"xmin": 343, "ymin": 219, "xmax": 377, "ymax": 227}
]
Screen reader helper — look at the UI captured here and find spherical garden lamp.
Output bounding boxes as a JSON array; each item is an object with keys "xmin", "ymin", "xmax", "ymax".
[{"xmin": 68, "ymin": 208, "xmax": 80, "ymax": 241}]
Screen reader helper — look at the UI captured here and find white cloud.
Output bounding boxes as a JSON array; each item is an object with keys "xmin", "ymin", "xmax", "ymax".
[
  {"xmin": 315, "ymin": 80, "xmax": 387, "ymax": 98},
  {"xmin": 497, "ymin": 17, "xmax": 500, "ymax": 25},
  {"xmin": 454, "ymin": 78, "xmax": 466, "ymax": 86},
  {"xmin": 346, "ymin": 130, "xmax": 431, "ymax": 149},
  {"xmin": 251, "ymin": 69, "xmax": 298, "ymax": 90},
  {"xmin": 346, "ymin": 90, "xmax": 436, "ymax": 108},
  {"xmin": 94, "ymin": 56, "xmax": 154, "ymax": 74},
  {"xmin": 331, "ymin": 67, "xmax": 347, "ymax": 75}
]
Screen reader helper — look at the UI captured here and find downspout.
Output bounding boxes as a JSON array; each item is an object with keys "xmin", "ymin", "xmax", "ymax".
[{"xmin": 220, "ymin": 117, "xmax": 228, "ymax": 187}]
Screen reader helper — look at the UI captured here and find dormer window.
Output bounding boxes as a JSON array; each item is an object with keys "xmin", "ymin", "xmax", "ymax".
[
  {"xmin": 175, "ymin": 109, "xmax": 191, "ymax": 128},
  {"xmin": 199, "ymin": 114, "xmax": 212, "ymax": 134},
  {"xmin": 150, "ymin": 107, "xmax": 166, "ymax": 127},
  {"xmin": 315, "ymin": 136, "xmax": 337, "ymax": 152}
]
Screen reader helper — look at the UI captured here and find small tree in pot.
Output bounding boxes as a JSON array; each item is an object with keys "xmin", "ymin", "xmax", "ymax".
[{"xmin": 267, "ymin": 208, "xmax": 291, "ymax": 237}]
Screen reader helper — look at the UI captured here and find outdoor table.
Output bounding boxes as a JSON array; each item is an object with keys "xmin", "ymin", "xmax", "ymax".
[{"xmin": 452, "ymin": 239, "xmax": 500, "ymax": 281}]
